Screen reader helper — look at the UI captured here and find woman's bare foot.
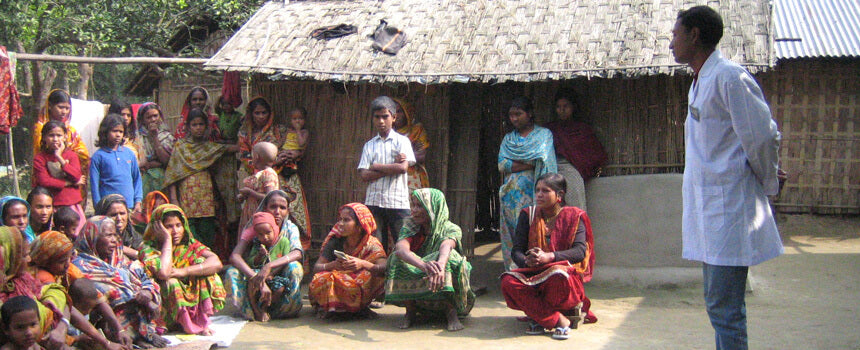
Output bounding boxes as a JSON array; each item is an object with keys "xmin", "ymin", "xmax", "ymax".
[
  {"xmin": 149, "ymin": 334, "xmax": 169, "ymax": 348},
  {"xmin": 445, "ymin": 307, "xmax": 464, "ymax": 331},
  {"xmin": 133, "ymin": 339, "xmax": 153, "ymax": 349},
  {"xmin": 199, "ymin": 327, "xmax": 214, "ymax": 336}
]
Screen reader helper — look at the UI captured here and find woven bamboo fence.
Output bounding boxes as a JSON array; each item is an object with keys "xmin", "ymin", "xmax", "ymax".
[{"xmin": 758, "ymin": 59, "xmax": 860, "ymax": 214}]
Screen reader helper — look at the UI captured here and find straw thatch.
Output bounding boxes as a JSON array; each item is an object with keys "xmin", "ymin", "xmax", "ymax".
[{"xmin": 206, "ymin": 0, "xmax": 773, "ymax": 83}]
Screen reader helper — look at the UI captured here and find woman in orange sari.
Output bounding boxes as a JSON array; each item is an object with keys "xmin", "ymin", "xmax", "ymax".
[
  {"xmin": 309, "ymin": 203, "xmax": 387, "ymax": 318},
  {"xmin": 393, "ymin": 98, "xmax": 430, "ymax": 191},
  {"xmin": 32, "ymin": 89, "xmax": 89, "ymax": 206},
  {"xmin": 500, "ymin": 173, "xmax": 596, "ymax": 340}
]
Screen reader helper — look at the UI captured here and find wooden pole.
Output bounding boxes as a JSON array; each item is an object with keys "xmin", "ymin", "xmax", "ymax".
[
  {"xmin": 7, "ymin": 131, "xmax": 20, "ymax": 197},
  {"xmin": 14, "ymin": 53, "xmax": 208, "ymax": 65}
]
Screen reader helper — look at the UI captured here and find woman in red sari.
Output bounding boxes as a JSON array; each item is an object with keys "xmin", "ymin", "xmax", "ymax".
[{"xmin": 500, "ymin": 173, "xmax": 596, "ymax": 340}]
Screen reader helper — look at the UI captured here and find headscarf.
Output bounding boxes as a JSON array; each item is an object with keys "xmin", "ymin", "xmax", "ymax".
[
  {"xmin": 142, "ymin": 191, "xmax": 169, "ymax": 224},
  {"xmin": 0, "ymin": 196, "xmax": 35, "ymax": 243},
  {"xmin": 175, "ymin": 87, "xmax": 221, "ymax": 140},
  {"xmin": 392, "ymin": 98, "xmax": 430, "ymax": 152},
  {"xmin": 241, "ymin": 191, "xmax": 303, "ymax": 266},
  {"xmin": 73, "ymin": 216, "xmax": 160, "ymax": 308},
  {"xmin": 252, "ymin": 212, "xmax": 279, "ymax": 237},
  {"xmin": 32, "ymin": 89, "xmax": 89, "ymax": 172},
  {"xmin": 398, "ymin": 188, "xmax": 463, "ymax": 256},
  {"xmin": 29, "ymin": 230, "xmax": 72, "ymax": 269},
  {"xmin": 320, "ymin": 203, "xmax": 384, "ymax": 260},
  {"xmin": 136, "ymin": 102, "xmax": 175, "ymax": 162},
  {"xmin": 94, "ymin": 194, "xmax": 143, "ymax": 250},
  {"xmin": 238, "ymin": 96, "xmax": 284, "ymax": 172},
  {"xmin": 141, "ymin": 204, "xmax": 213, "ymax": 273}
]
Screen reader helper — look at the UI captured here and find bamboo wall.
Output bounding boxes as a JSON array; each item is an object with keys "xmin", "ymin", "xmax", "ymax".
[
  {"xmin": 759, "ymin": 59, "xmax": 860, "ymax": 214},
  {"xmin": 250, "ymin": 80, "xmax": 451, "ymax": 247}
]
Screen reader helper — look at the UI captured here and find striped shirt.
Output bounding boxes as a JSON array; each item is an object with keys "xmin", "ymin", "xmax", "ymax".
[{"xmin": 358, "ymin": 131, "xmax": 416, "ymax": 209}]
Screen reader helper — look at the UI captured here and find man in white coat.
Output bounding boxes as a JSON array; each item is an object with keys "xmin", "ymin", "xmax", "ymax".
[{"xmin": 670, "ymin": 6, "xmax": 783, "ymax": 350}]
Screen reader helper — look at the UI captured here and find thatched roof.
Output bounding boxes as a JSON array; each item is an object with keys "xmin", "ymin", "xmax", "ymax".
[{"xmin": 205, "ymin": 0, "xmax": 773, "ymax": 83}]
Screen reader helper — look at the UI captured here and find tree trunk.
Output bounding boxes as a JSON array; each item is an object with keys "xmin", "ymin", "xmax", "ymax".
[
  {"xmin": 15, "ymin": 41, "xmax": 32, "ymax": 96},
  {"xmin": 76, "ymin": 62, "xmax": 92, "ymax": 100}
]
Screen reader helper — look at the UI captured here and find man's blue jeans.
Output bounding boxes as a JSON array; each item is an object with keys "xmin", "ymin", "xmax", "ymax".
[{"xmin": 703, "ymin": 263, "xmax": 749, "ymax": 350}]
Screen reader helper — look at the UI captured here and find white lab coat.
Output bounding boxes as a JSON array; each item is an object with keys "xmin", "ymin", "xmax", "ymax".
[{"xmin": 681, "ymin": 50, "xmax": 784, "ymax": 266}]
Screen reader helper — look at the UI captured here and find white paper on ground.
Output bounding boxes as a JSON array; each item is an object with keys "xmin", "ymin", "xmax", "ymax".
[{"xmin": 162, "ymin": 315, "xmax": 248, "ymax": 348}]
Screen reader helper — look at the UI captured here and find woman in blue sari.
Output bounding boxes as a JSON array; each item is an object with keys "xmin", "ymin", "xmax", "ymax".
[{"xmin": 497, "ymin": 96, "xmax": 557, "ymax": 271}]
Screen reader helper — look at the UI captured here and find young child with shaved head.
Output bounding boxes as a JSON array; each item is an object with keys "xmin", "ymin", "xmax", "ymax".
[{"xmin": 238, "ymin": 141, "xmax": 280, "ymax": 230}]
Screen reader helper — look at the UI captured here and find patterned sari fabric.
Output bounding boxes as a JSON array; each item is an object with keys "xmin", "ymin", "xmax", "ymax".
[
  {"xmin": 0, "ymin": 196, "xmax": 35, "ymax": 242},
  {"xmin": 497, "ymin": 126, "xmax": 557, "ymax": 271},
  {"xmin": 32, "ymin": 89, "xmax": 90, "ymax": 179},
  {"xmin": 95, "ymin": 194, "xmax": 143, "ymax": 251},
  {"xmin": 309, "ymin": 203, "xmax": 387, "ymax": 313},
  {"xmin": 500, "ymin": 206, "xmax": 596, "ymax": 329},
  {"xmin": 140, "ymin": 205, "xmax": 226, "ymax": 333},
  {"xmin": 29, "ymin": 230, "xmax": 79, "ymax": 289},
  {"xmin": 385, "ymin": 189, "xmax": 475, "ymax": 316},
  {"xmin": 393, "ymin": 98, "xmax": 430, "ymax": 191},
  {"xmin": 72, "ymin": 216, "xmax": 164, "ymax": 342},
  {"xmin": 225, "ymin": 191, "xmax": 304, "ymax": 319},
  {"xmin": 0, "ymin": 227, "xmax": 66, "ymax": 340},
  {"xmin": 136, "ymin": 104, "xmax": 175, "ymax": 195}
]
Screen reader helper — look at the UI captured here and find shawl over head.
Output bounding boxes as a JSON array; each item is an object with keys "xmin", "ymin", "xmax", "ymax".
[
  {"xmin": 29, "ymin": 230, "xmax": 72, "ymax": 269},
  {"xmin": 94, "ymin": 194, "xmax": 142, "ymax": 249},
  {"xmin": 320, "ymin": 203, "xmax": 379, "ymax": 258},
  {"xmin": 392, "ymin": 98, "xmax": 429, "ymax": 151},
  {"xmin": 0, "ymin": 226, "xmax": 42, "ymax": 300},
  {"xmin": 252, "ymin": 212, "xmax": 279, "ymax": 236},
  {"xmin": 398, "ymin": 188, "xmax": 463, "ymax": 255},
  {"xmin": 143, "ymin": 204, "xmax": 195, "ymax": 245},
  {"xmin": 175, "ymin": 87, "xmax": 221, "ymax": 140}
]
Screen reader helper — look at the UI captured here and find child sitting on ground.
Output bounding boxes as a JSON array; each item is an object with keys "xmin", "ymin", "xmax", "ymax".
[
  {"xmin": 52, "ymin": 206, "xmax": 81, "ymax": 240},
  {"xmin": 67, "ymin": 279, "xmax": 121, "ymax": 350},
  {"xmin": 0, "ymin": 296, "xmax": 41, "ymax": 350},
  {"xmin": 238, "ymin": 142, "xmax": 279, "ymax": 230}
]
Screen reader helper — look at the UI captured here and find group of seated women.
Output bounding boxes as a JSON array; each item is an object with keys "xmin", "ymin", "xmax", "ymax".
[{"xmin": 0, "ymin": 171, "xmax": 596, "ymax": 349}]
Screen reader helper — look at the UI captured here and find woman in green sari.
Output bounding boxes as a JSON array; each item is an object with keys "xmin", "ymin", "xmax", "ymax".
[{"xmin": 385, "ymin": 188, "xmax": 475, "ymax": 331}]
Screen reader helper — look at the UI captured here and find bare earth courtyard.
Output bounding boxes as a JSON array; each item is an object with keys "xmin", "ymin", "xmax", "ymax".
[{"xmin": 223, "ymin": 214, "xmax": 860, "ymax": 350}]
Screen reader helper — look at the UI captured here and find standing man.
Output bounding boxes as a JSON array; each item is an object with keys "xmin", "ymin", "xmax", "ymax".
[{"xmin": 671, "ymin": 6, "xmax": 783, "ymax": 350}]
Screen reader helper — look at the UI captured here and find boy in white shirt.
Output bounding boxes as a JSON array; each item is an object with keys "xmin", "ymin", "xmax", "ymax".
[{"xmin": 358, "ymin": 96, "xmax": 416, "ymax": 253}]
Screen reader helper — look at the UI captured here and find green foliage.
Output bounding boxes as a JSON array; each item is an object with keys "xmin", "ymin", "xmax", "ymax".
[{"xmin": 0, "ymin": 166, "xmax": 31, "ymax": 199}]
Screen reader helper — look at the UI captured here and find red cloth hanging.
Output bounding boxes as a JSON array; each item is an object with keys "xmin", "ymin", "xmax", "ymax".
[
  {"xmin": 221, "ymin": 71, "xmax": 242, "ymax": 108},
  {"xmin": 0, "ymin": 46, "xmax": 23, "ymax": 135}
]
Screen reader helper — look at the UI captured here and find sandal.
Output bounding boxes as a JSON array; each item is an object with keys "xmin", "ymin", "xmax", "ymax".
[
  {"xmin": 551, "ymin": 326, "xmax": 571, "ymax": 340},
  {"xmin": 525, "ymin": 320, "xmax": 544, "ymax": 335}
]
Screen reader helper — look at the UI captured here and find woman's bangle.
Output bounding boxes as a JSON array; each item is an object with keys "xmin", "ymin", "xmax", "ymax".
[{"xmin": 60, "ymin": 317, "xmax": 70, "ymax": 327}]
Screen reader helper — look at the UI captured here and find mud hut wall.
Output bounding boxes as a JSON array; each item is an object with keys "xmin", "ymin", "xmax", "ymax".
[
  {"xmin": 250, "ymin": 80, "xmax": 451, "ymax": 246},
  {"xmin": 758, "ymin": 59, "xmax": 860, "ymax": 214}
]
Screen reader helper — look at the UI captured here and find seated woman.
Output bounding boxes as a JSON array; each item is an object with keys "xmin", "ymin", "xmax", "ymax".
[
  {"xmin": 500, "ymin": 173, "xmax": 596, "ymax": 340},
  {"xmin": 309, "ymin": 203, "xmax": 387, "ymax": 318},
  {"xmin": 0, "ymin": 226, "xmax": 70, "ymax": 350},
  {"xmin": 95, "ymin": 194, "xmax": 144, "ymax": 260},
  {"xmin": 73, "ymin": 216, "xmax": 167, "ymax": 348},
  {"xmin": 226, "ymin": 190, "xmax": 303, "ymax": 321},
  {"xmin": 29, "ymin": 230, "xmax": 131, "ymax": 350},
  {"xmin": 385, "ymin": 188, "xmax": 475, "ymax": 331},
  {"xmin": 26, "ymin": 187, "xmax": 54, "ymax": 237},
  {"xmin": 141, "ymin": 204, "xmax": 226, "ymax": 335},
  {"xmin": 0, "ymin": 196, "xmax": 34, "ymax": 242}
]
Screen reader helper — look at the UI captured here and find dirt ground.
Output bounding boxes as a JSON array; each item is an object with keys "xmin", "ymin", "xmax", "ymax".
[{"xmin": 221, "ymin": 214, "xmax": 860, "ymax": 350}]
